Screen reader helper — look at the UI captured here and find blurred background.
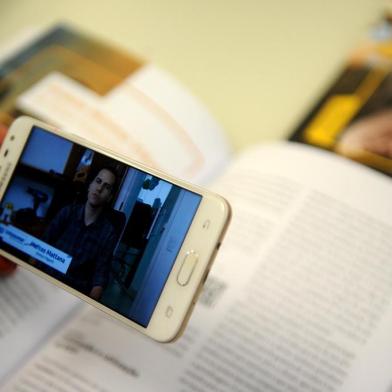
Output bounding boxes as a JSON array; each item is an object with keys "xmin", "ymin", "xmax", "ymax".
[{"xmin": 0, "ymin": 0, "xmax": 386, "ymax": 151}]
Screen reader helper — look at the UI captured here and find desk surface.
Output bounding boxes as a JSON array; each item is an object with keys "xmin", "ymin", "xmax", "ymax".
[{"xmin": 0, "ymin": 0, "xmax": 386, "ymax": 150}]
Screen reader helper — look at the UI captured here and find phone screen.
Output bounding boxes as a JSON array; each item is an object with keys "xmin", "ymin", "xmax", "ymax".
[{"xmin": 0, "ymin": 126, "xmax": 202, "ymax": 327}]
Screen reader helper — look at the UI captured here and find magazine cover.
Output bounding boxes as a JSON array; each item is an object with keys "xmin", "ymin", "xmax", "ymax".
[{"xmin": 290, "ymin": 16, "xmax": 392, "ymax": 176}]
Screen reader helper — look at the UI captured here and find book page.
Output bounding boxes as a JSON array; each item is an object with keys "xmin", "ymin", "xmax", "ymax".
[
  {"xmin": 0, "ymin": 269, "xmax": 78, "ymax": 383},
  {"xmin": 3, "ymin": 143, "xmax": 392, "ymax": 392}
]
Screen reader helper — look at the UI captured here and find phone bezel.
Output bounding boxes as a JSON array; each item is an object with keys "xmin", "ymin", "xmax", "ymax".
[{"xmin": 0, "ymin": 116, "xmax": 231, "ymax": 342}]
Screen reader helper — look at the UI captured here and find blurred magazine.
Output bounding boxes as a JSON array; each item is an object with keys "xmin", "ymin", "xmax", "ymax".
[
  {"xmin": 290, "ymin": 16, "xmax": 392, "ymax": 176},
  {"xmin": 1, "ymin": 23, "xmax": 392, "ymax": 392},
  {"xmin": 0, "ymin": 24, "xmax": 230, "ymax": 184}
]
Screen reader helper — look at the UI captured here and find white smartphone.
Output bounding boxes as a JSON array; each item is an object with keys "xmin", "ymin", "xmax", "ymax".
[{"xmin": 0, "ymin": 116, "xmax": 231, "ymax": 342}]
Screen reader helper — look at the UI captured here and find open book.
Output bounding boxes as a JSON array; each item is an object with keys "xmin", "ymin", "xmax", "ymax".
[{"xmin": 1, "ymin": 25, "xmax": 392, "ymax": 392}]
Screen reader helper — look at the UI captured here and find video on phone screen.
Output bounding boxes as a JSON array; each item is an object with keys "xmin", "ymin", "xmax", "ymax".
[{"xmin": 0, "ymin": 126, "xmax": 201, "ymax": 327}]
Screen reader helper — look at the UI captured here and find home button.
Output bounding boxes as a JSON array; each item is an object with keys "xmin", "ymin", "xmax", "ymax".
[{"xmin": 177, "ymin": 251, "xmax": 199, "ymax": 286}]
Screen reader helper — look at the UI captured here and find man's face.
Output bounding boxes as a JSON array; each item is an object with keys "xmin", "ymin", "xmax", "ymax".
[{"xmin": 87, "ymin": 169, "xmax": 116, "ymax": 207}]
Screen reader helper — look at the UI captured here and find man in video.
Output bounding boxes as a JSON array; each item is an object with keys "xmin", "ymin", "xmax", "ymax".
[{"xmin": 42, "ymin": 167, "xmax": 122, "ymax": 300}]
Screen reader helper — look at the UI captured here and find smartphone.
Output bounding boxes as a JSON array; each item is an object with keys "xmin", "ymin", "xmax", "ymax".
[{"xmin": 0, "ymin": 116, "xmax": 231, "ymax": 342}]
